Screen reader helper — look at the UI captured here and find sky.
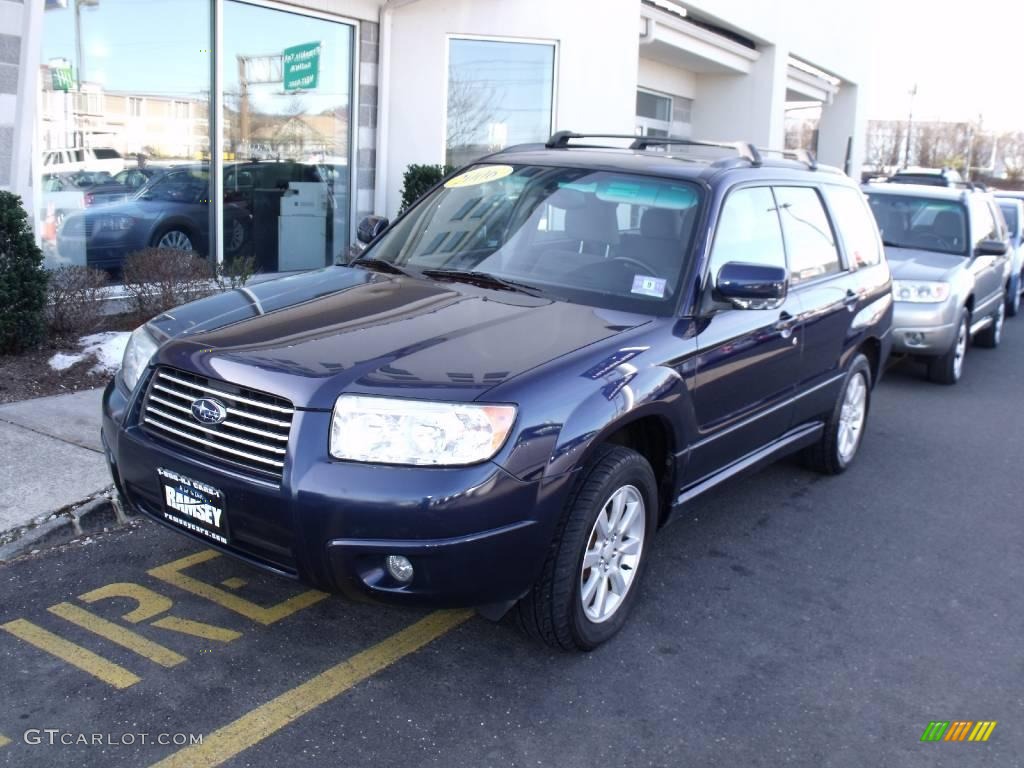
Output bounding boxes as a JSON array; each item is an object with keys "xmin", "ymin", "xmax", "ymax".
[
  {"xmin": 862, "ymin": 0, "xmax": 1024, "ymax": 131},
  {"xmin": 41, "ymin": 0, "xmax": 351, "ymax": 113}
]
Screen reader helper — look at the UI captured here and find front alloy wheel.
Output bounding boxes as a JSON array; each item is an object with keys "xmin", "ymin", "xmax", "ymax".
[
  {"xmin": 157, "ymin": 229, "xmax": 194, "ymax": 252},
  {"xmin": 580, "ymin": 485, "xmax": 646, "ymax": 623},
  {"xmin": 514, "ymin": 445, "xmax": 657, "ymax": 650}
]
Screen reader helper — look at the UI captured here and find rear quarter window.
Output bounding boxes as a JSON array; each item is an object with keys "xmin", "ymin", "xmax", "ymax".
[{"xmin": 824, "ymin": 185, "xmax": 884, "ymax": 268}]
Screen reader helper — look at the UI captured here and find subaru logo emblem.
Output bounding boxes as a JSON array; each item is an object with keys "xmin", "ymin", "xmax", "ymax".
[{"xmin": 190, "ymin": 397, "xmax": 227, "ymax": 425}]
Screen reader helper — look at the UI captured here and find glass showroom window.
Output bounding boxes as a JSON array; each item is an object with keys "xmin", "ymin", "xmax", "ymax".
[
  {"xmin": 223, "ymin": 1, "xmax": 355, "ymax": 273},
  {"xmin": 37, "ymin": 0, "xmax": 211, "ymax": 271},
  {"xmin": 446, "ymin": 38, "xmax": 555, "ymax": 168},
  {"xmin": 37, "ymin": 0, "xmax": 355, "ymax": 277}
]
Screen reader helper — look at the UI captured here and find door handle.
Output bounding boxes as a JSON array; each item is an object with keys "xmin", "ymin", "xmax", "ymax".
[
  {"xmin": 774, "ymin": 310, "xmax": 797, "ymax": 338},
  {"xmin": 843, "ymin": 289, "xmax": 859, "ymax": 311}
]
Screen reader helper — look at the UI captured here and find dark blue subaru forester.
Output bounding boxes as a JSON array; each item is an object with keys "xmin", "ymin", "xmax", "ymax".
[{"xmin": 103, "ymin": 133, "xmax": 893, "ymax": 649}]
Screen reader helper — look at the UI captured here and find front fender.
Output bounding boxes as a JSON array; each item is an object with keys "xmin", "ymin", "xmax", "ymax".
[{"xmin": 545, "ymin": 365, "xmax": 688, "ymax": 479}]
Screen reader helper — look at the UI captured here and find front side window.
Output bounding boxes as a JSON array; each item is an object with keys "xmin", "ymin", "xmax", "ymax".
[
  {"xmin": 866, "ymin": 194, "xmax": 968, "ymax": 255},
  {"xmin": 446, "ymin": 39, "xmax": 555, "ymax": 168},
  {"xmin": 998, "ymin": 202, "xmax": 1020, "ymax": 234},
  {"xmin": 774, "ymin": 186, "xmax": 842, "ymax": 284},
  {"xmin": 968, "ymin": 197, "xmax": 1000, "ymax": 247},
  {"xmin": 363, "ymin": 164, "xmax": 701, "ymax": 315},
  {"xmin": 708, "ymin": 186, "xmax": 786, "ymax": 283},
  {"xmin": 824, "ymin": 185, "xmax": 883, "ymax": 268}
]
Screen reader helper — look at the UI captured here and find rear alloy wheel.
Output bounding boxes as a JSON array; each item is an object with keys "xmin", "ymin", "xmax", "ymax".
[
  {"xmin": 803, "ymin": 353, "xmax": 872, "ymax": 475},
  {"xmin": 928, "ymin": 309, "xmax": 969, "ymax": 385},
  {"xmin": 514, "ymin": 445, "xmax": 657, "ymax": 650},
  {"xmin": 975, "ymin": 299, "xmax": 1005, "ymax": 348},
  {"xmin": 157, "ymin": 229, "xmax": 194, "ymax": 252}
]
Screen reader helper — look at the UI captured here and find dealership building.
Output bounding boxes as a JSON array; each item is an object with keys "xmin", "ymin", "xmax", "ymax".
[{"xmin": 0, "ymin": 0, "xmax": 870, "ymax": 274}]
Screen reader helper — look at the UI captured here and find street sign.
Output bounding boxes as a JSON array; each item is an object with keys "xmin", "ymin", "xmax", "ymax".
[
  {"xmin": 282, "ymin": 42, "xmax": 320, "ymax": 91},
  {"xmin": 51, "ymin": 65, "xmax": 75, "ymax": 92}
]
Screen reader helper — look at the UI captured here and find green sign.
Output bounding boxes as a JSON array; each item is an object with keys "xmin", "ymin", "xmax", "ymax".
[
  {"xmin": 283, "ymin": 42, "xmax": 321, "ymax": 92},
  {"xmin": 51, "ymin": 65, "xmax": 74, "ymax": 92}
]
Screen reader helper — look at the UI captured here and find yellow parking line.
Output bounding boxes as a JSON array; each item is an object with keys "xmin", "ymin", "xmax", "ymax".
[
  {"xmin": 150, "ymin": 609, "xmax": 472, "ymax": 768},
  {"xmin": 49, "ymin": 603, "xmax": 186, "ymax": 668},
  {"xmin": 0, "ymin": 734, "xmax": 11, "ymax": 747},
  {"xmin": 1, "ymin": 619, "xmax": 141, "ymax": 689},
  {"xmin": 149, "ymin": 551, "xmax": 328, "ymax": 625},
  {"xmin": 220, "ymin": 577, "xmax": 247, "ymax": 590},
  {"xmin": 151, "ymin": 616, "xmax": 242, "ymax": 643}
]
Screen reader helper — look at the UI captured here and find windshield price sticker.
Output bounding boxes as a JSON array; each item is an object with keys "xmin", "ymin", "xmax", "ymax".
[
  {"xmin": 631, "ymin": 275, "xmax": 667, "ymax": 298},
  {"xmin": 444, "ymin": 165, "xmax": 514, "ymax": 189}
]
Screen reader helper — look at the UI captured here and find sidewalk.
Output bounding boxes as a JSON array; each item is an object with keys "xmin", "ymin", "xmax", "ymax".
[{"xmin": 0, "ymin": 388, "xmax": 112, "ymax": 534}]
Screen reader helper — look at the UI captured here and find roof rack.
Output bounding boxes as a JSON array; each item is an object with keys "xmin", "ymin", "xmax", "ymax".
[
  {"xmin": 544, "ymin": 131, "xmax": 763, "ymax": 166},
  {"xmin": 755, "ymin": 146, "xmax": 818, "ymax": 171}
]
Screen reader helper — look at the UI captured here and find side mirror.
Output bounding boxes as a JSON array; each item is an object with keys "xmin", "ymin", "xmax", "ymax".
[
  {"xmin": 975, "ymin": 239, "xmax": 1007, "ymax": 256},
  {"xmin": 357, "ymin": 215, "xmax": 389, "ymax": 244},
  {"xmin": 715, "ymin": 262, "xmax": 788, "ymax": 310}
]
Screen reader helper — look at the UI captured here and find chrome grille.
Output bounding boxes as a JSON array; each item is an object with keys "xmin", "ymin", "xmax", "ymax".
[{"xmin": 141, "ymin": 368, "xmax": 293, "ymax": 479}]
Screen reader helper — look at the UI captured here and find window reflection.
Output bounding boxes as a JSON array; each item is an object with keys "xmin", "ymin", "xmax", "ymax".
[{"xmin": 446, "ymin": 38, "xmax": 555, "ymax": 167}]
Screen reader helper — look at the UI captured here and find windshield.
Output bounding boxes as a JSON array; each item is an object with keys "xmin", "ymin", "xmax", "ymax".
[
  {"xmin": 865, "ymin": 193, "xmax": 968, "ymax": 255},
  {"xmin": 998, "ymin": 202, "xmax": 1019, "ymax": 233},
  {"xmin": 136, "ymin": 167, "xmax": 209, "ymax": 203},
  {"xmin": 361, "ymin": 164, "xmax": 702, "ymax": 315}
]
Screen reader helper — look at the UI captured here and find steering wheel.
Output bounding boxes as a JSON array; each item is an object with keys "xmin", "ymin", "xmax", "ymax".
[
  {"xmin": 915, "ymin": 232, "xmax": 954, "ymax": 251},
  {"xmin": 609, "ymin": 256, "xmax": 660, "ymax": 276}
]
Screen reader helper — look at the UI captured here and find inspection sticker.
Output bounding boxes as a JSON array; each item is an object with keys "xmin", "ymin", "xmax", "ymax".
[
  {"xmin": 631, "ymin": 275, "xmax": 667, "ymax": 298},
  {"xmin": 444, "ymin": 164, "xmax": 514, "ymax": 188}
]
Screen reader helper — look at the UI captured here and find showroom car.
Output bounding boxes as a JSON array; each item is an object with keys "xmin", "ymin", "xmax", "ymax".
[
  {"xmin": 102, "ymin": 133, "xmax": 893, "ymax": 649},
  {"xmin": 994, "ymin": 192, "xmax": 1024, "ymax": 317},
  {"xmin": 864, "ymin": 182, "xmax": 1009, "ymax": 384},
  {"xmin": 57, "ymin": 165, "xmax": 252, "ymax": 272}
]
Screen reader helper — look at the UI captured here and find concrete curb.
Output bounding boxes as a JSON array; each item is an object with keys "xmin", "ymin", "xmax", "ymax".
[{"xmin": 0, "ymin": 486, "xmax": 135, "ymax": 562}]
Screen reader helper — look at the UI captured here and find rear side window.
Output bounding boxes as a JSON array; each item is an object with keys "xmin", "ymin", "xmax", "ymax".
[
  {"xmin": 708, "ymin": 187, "xmax": 786, "ymax": 282},
  {"xmin": 998, "ymin": 202, "xmax": 1019, "ymax": 234},
  {"xmin": 824, "ymin": 185, "xmax": 883, "ymax": 268},
  {"xmin": 774, "ymin": 186, "xmax": 842, "ymax": 284}
]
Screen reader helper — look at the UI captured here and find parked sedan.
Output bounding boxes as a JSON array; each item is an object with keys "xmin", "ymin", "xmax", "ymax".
[
  {"xmin": 994, "ymin": 193, "xmax": 1024, "ymax": 317},
  {"xmin": 58, "ymin": 165, "xmax": 250, "ymax": 272},
  {"xmin": 864, "ymin": 183, "xmax": 1009, "ymax": 384}
]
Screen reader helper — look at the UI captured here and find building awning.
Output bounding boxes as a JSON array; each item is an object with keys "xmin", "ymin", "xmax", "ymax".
[
  {"xmin": 639, "ymin": 4, "xmax": 760, "ymax": 75},
  {"xmin": 786, "ymin": 59, "xmax": 840, "ymax": 103}
]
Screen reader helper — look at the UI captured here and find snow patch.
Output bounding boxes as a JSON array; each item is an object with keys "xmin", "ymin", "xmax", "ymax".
[{"xmin": 48, "ymin": 332, "xmax": 131, "ymax": 375}]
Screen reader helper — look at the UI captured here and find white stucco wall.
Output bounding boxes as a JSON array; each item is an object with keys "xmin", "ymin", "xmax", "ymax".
[
  {"xmin": 382, "ymin": 0, "xmax": 639, "ymax": 217},
  {"xmin": 637, "ymin": 57, "xmax": 697, "ymax": 101}
]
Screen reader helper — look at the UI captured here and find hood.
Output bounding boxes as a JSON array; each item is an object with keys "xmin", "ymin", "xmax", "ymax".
[
  {"xmin": 151, "ymin": 267, "xmax": 649, "ymax": 409},
  {"xmin": 883, "ymin": 246, "xmax": 968, "ymax": 281}
]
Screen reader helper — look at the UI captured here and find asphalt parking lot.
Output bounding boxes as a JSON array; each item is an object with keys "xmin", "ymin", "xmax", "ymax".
[{"xmin": 2, "ymin": 327, "xmax": 1022, "ymax": 768}]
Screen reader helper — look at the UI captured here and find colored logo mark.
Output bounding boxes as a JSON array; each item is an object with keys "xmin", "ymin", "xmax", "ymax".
[{"xmin": 921, "ymin": 721, "xmax": 997, "ymax": 742}]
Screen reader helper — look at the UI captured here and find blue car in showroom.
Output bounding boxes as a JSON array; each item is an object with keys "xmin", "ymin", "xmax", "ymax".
[
  {"xmin": 57, "ymin": 165, "xmax": 251, "ymax": 272},
  {"xmin": 103, "ymin": 133, "xmax": 892, "ymax": 649}
]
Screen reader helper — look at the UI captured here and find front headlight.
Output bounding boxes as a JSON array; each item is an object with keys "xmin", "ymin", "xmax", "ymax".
[
  {"xmin": 121, "ymin": 325, "xmax": 158, "ymax": 392},
  {"xmin": 892, "ymin": 280, "xmax": 951, "ymax": 303},
  {"xmin": 330, "ymin": 396, "xmax": 517, "ymax": 466}
]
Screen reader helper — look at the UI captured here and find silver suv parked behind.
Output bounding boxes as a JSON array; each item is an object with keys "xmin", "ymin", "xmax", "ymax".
[{"xmin": 863, "ymin": 183, "xmax": 1009, "ymax": 384}]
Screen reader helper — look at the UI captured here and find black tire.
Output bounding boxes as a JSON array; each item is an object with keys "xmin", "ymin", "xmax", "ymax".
[
  {"xmin": 802, "ymin": 353, "xmax": 872, "ymax": 475},
  {"xmin": 514, "ymin": 445, "xmax": 658, "ymax": 651},
  {"xmin": 927, "ymin": 308, "xmax": 969, "ymax": 385},
  {"xmin": 975, "ymin": 298, "xmax": 1005, "ymax": 348},
  {"xmin": 1007, "ymin": 280, "xmax": 1021, "ymax": 318}
]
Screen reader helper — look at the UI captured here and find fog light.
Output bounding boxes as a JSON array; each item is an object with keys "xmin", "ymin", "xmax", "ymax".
[
  {"xmin": 385, "ymin": 555, "xmax": 414, "ymax": 584},
  {"xmin": 906, "ymin": 331, "xmax": 924, "ymax": 346}
]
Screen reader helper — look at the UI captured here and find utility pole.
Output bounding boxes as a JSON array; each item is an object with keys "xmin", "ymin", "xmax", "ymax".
[{"xmin": 903, "ymin": 83, "xmax": 917, "ymax": 168}]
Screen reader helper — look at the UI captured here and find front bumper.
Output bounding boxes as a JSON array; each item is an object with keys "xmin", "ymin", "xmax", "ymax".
[
  {"xmin": 102, "ymin": 379, "xmax": 571, "ymax": 608},
  {"xmin": 890, "ymin": 299, "xmax": 958, "ymax": 356}
]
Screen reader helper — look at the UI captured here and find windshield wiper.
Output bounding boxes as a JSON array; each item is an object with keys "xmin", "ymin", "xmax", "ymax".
[
  {"xmin": 420, "ymin": 269, "xmax": 544, "ymax": 296},
  {"xmin": 351, "ymin": 257, "xmax": 410, "ymax": 276}
]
